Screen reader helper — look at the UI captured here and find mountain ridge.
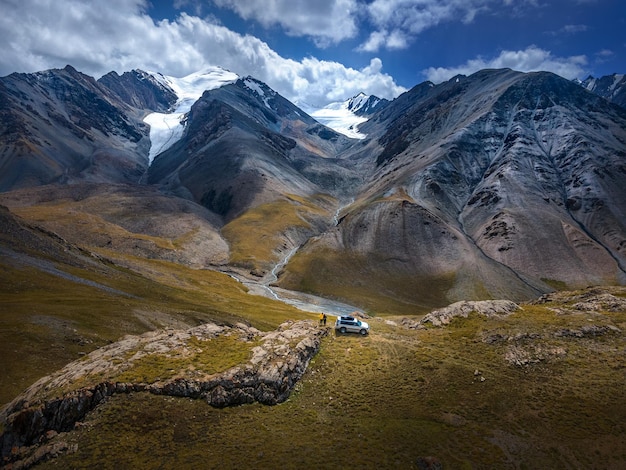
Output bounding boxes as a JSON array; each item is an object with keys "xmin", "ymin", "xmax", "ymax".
[
  {"xmin": 277, "ymin": 69, "xmax": 626, "ymax": 309},
  {"xmin": 0, "ymin": 65, "xmax": 625, "ymax": 313},
  {"xmin": 576, "ymin": 72, "xmax": 626, "ymax": 108}
]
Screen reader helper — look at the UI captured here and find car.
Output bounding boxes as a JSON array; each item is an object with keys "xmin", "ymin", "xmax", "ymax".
[{"xmin": 334, "ymin": 315, "xmax": 369, "ymax": 335}]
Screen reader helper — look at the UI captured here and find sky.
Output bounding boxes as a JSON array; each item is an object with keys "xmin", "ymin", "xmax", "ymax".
[{"xmin": 0, "ymin": 0, "xmax": 624, "ymax": 107}]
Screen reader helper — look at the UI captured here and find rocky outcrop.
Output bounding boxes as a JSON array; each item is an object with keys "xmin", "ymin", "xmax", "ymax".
[
  {"xmin": 0, "ymin": 320, "xmax": 327, "ymax": 465},
  {"xmin": 403, "ymin": 300, "xmax": 521, "ymax": 328},
  {"xmin": 531, "ymin": 286, "xmax": 626, "ymax": 313}
]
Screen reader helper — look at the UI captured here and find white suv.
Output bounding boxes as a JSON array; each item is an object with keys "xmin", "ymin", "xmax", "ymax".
[{"xmin": 334, "ymin": 315, "xmax": 370, "ymax": 335}]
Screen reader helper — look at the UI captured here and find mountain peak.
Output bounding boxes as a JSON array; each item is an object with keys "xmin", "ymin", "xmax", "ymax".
[
  {"xmin": 576, "ymin": 72, "xmax": 626, "ymax": 108},
  {"xmin": 147, "ymin": 67, "xmax": 238, "ymax": 101},
  {"xmin": 346, "ymin": 92, "xmax": 388, "ymax": 116}
]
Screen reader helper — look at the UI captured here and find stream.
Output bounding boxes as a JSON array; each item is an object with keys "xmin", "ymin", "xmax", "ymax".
[
  {"xmin": 225, "ymin": 199, "xmax": 361, "ymax": 316},
  {"xmin": 226, "ymin": 251, "xmax": 360, "ymax": 316}
]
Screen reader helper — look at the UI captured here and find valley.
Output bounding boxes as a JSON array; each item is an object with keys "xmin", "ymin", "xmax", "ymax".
[{"xmin": 1, "ymin": 64, "xmax": 625, "ymax": 468}]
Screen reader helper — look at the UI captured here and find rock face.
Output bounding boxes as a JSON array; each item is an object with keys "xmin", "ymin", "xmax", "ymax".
[
  {"xmin": 97, "ymin": 69, "xmax": 177, "ymax": 112},
  {"xmin": 578, "ymin": 73, "xmax": 626, "ymax": 108},
  {"xmin": 0, "ymin": 320, "xmax": 327, "ymax": 463},
  {"xmin": 283, "ymin": 69, "xmax": 626, "ymax": 309}
]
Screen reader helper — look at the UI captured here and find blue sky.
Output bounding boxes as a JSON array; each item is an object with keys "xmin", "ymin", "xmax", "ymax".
[{"xmin": 0, "ymin": 0, "xmax": 624, "ymax": 106}]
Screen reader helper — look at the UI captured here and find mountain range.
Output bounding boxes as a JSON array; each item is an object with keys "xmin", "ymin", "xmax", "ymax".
[
  {"xmin": 1, "ymin": 65, "xmax": 625, "ymax": 314},
  {"xmin": 576, "ymin": 73, "xmax": 626, "ymax": 108}
]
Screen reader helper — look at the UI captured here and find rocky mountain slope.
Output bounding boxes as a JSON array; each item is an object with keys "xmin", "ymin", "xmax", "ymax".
[
  {"xmin": 1, "ymin": 63, "xmax": 626, "ymax": 468},
  {"xmin": 577, "ymin": 73, "xmax": 626, "ymax": 108},
  {"xmin": 1, "ymin": 65, "xmax": 625, "ymax": 314},
  {"xmin": 0, "ymin": 66, "xmax": 156, "ymax": 191},
  {"xmin": 147, "ymin": 76, "xmax": 356, "ymax": 221},
  {"xmin": 97, "ymin": 69, "xmax": 178, "ymax": 113},
  {"xmin": 279, "ymin": 69, "xmax": 626, "ymax": 311}
]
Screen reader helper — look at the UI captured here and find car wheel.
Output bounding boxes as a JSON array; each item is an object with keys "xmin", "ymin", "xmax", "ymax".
[
  {"xmin": 340, "ymin": 327, "xmax": 347, "ymax": 334},
  {"xmin": 360, "ymin": 329, "xmax": 367, "ymax": 335}
]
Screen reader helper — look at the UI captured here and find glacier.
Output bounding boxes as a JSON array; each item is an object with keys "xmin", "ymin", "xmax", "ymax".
[
  {"xmin": 299, "ymin": 99, "xmax": 368, "ymax": 140},
  {"xmin": 143, "ymin": 67, "xmax": 239, "ymax": 163}
]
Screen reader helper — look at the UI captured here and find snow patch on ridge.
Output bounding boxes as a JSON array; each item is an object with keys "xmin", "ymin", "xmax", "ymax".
[
  {"xmin": 144, "ymin": 67, "xmax": 238, "ymax": 163},
  {"xmin": 243, "ymin": 77, "xmax": 274, "ymax": 109},
  {"xmin": 611, "ymin": 74, "xmax": 624, "ymax": 93}
]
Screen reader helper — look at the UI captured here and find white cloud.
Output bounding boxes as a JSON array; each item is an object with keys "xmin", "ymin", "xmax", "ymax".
[
  {"xmin": 547, "ymin": 24, "xmax": 588, "ymax": 36},
  {"xmin": 356, "ymin": 29, "xmax": 408, "ymax": 52},
  {"xmin": 422, "ymin": 46, "xmax": 588, "ymax": 83},
  {"xmin": 0, "ymin": 0, "xmax": 404, "ymax": 106},
  {"xmin": 562, "ymin": 24, "xmax": 588, "ymax": 34},
  {"xmin": 360, "ymin": 0, "xmax": 490, "ymax": 51},
  {"xmin": 210, "ymin": 0, "xmax": 359, "ymax": 46},
  {"xmin": 358, "ymin": 0, "xmax": 543, "ymax": 52},
  {"xmin": 596, "ymin": 49, "xmax": 613, "ymax": 57}
]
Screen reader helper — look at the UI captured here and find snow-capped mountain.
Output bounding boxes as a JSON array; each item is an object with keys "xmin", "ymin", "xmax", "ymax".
[
  {"xmin": 146, "ymin": 75, "xmax": 352, "ymax": 220},
  {"xmin": 143, "ymin": 67, "xmax": 239, "ymax": 162},
  {"xmin": 240, "ymin": 76, "xmax": 277, "ymax": 109},
  {"xmin": 575, "ymin": 73, "xmax": 626, "ymax": 108},
  {"xmin": 142, "ymin": 69, "xmax": 381, "ymax": 159},
  {"xmin": 300, "ymin": 93, "xmax": 387, "ymax": 139},
  {"xmin": 345, "ymin": 92, "xmax": 388, "ymax": 116}
]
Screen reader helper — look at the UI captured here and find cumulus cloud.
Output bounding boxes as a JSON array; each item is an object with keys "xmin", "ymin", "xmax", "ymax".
[
  {"xmin": 358, "ymin": 0, "xmax": 546, "ymax": 52},
  {"xmin": 359, "ymin": 0, "xmax": 495, "ymax": 51},
  {"xmin": 422, "ymin": 46, "xmax": 588, "ymax": 83},
  {"xmin": 211, "ymin": 0, "xmax": 359, "ymax": 46},
  {"xmin": 0, "ymin": 0, "xmax": 404, "ymax": 106},
  {"xmin": 357, "ymin": 29, "xmax": 408, "ymax": 53}
]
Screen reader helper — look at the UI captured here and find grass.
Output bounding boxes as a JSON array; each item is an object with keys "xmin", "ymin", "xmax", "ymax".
[
  {"xmin": 278, "ymin": 247, "xmax": 457, "ymax": 315},
  {"xmin": 0, "ymin": 188, "xmax": 324, "ymax": 405},
  {"xmin": 3, "ymin": 189, "xmax": 626, "ymax": 468},
  {"xmin": 37, "ymin": 294, "xmax": 626, "ymax": 469},
  {"xmin": 541, "ymin": 277, "xmax": 570, "ymax": 290},
  {"xmin": 0, "ymin": 252, "xmax": 313, "ymax": 406},
  {"xmin": 12, "ymin": 201, "xmax": 177, "ymax": 251},
  {"xmin": 115, "ymin": 335, "xmax": 258, "ymax": 384},
  {"xmin": 221, "ymin": 194, "xmax": 333, "ymax": 271}
]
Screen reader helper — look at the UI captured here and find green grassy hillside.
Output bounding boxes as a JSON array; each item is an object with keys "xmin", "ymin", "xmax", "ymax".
[
  {"xmin": 2, "ymin": 189, "xmax": 625, "ymax": 469},
  {"xmin": 0, "ymin": 222, "xmax": 312, "ymax": 406},
  {"xmin": 35, "ymin": 289, "xmax": 626, "ymax": 469}
]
